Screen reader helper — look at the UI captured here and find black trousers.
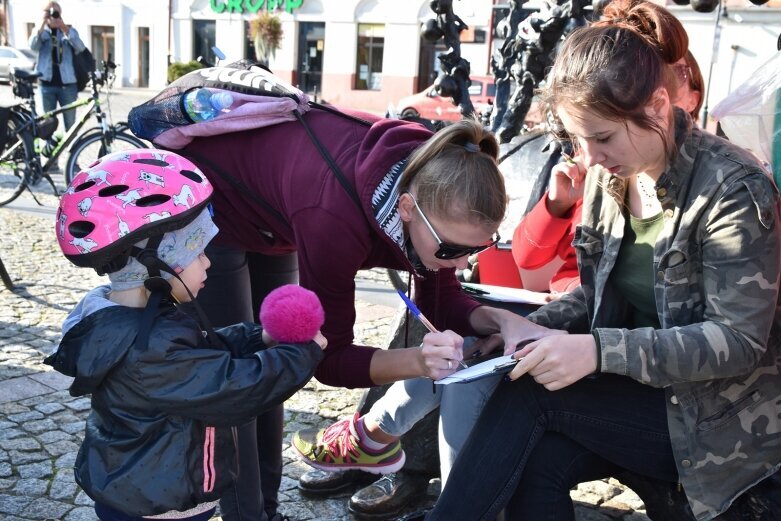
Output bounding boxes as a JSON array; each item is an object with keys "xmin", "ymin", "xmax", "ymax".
[{"xmin": 186, "ymin": 243, "xmax": 298, "ymax": 521}]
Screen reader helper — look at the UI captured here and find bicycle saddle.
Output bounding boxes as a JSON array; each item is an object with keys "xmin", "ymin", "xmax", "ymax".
[{"xmin": 13, "ymin": 68, "xmax": 42, "ymax": 81}]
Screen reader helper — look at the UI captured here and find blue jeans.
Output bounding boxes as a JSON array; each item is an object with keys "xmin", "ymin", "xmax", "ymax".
[
  {"xmin": 428, "ymin": 373, "xmax": 678, "ymax": 521},
  {"xmin": 368, "ymin": 369, "xmax": 502, "ymax": 486},
  {"xmin": 39, "ymin": 82, "xmax": 78, "ymax": 131}
]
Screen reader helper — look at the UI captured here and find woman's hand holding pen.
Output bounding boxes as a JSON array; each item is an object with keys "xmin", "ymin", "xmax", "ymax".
[
  {"xmin": 417, "ymin": 330, "xmax": 465, "ymax": 380},
  {"xmin": 547, "ymin": 152, "xmax": 586, "ymax": 218},
  {"xmin": 507, "ymin": 334, "xmax": 597, "ymax": 390}
]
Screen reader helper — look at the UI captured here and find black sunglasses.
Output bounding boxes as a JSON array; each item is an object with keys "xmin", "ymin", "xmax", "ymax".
[{"xmin": 409, "ymin": 193, "xmax": 500, "ymax": 260}]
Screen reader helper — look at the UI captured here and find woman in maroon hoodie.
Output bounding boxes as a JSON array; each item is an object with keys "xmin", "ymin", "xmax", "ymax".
[{"xmin": 179, "ymin": 114, "xmax": 555, "ymax": 521}]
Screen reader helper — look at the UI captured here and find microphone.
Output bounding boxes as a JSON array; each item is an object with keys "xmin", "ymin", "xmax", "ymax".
[{"xmin": 259, "ymin": 285, "xmax": 325, "ymax": 343}]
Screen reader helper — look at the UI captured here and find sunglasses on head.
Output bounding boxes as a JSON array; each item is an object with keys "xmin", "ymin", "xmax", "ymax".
[{"xmin": 408, "ymin": 193, "xmax": 500, "ymax": 260}]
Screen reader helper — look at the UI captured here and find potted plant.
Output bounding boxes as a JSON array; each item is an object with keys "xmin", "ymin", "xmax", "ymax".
[{"xmin": 249, "ymin": 11, "xmax": 283, "ymax": 67}]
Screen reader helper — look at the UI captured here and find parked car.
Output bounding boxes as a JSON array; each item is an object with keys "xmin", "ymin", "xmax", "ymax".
[
  {"xmin": 396, "ymin": 75, "xmax": 496, "ymax": 122},
  {"xmin": 0, "ymin": 46, "xmax": 37, "ymax": 83}
]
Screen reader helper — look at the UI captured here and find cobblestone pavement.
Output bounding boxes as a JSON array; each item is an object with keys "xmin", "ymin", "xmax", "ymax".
[{"xmin": 0, "ymin": 208, "xmax": 651, "ymax": 521}]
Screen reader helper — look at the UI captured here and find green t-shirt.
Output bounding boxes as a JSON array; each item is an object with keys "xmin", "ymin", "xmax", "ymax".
[{"xmin": 610, "ymin": 211, "xmax": 664, "ymax": 328}]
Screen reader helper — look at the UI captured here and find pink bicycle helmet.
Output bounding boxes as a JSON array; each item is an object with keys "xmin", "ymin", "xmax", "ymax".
[{"xmin": 57, "ymin": 148, "xmax": 213, "ymax": 273}]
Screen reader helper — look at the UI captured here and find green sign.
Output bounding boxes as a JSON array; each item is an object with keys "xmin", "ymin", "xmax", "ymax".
[{"xmin": 209, "ymin": 0, "xmax": 303, "ymax": 14}]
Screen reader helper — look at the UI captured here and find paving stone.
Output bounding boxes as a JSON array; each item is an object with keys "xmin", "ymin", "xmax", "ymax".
[
  {"xmin": 22, "ymin": 418, "xmax": 58, "ymax": 434},
  {"xmin": 17, "ymin": 460, "xmax": 53, "ymax": 479},
  {"xmin": 44, "ymin": 439, "xmax": 80, "ymax": 457},
  {"xmin": 0, "ymin": 493, "xmax": 33, "ymax": 515},
  {"xmin": 22, "ymin": 497, "xmax": 72, "ymax": 519},
  {"xmin": 29, "ymin": 370, "xmax": 73, "ymax": 391},
  {"xmin": 64, "ymin": 398, "xmax": 91, "ymax": 412},
  {"xmin": 75, "ymin": 489, "xmax": 94, "ymax": 505},
  {"xmin": 6, "ymin": 410, "xmax": 42, "ymax": 423},
  {"xmin": 55, "ymin": 451, "xmax": 78, "ymax": 469},
  {"xmin": 0, "ymin": 461, "xmax": 12, "ymax": 477},
  {"xmin": 61, "ymin": 421, "xmax": 86, "ymax": 434},
  {"xmin": 13, "ymin": 477, "xmax": 48, "ymax": 496},
  {"xmin": 65, "ymin": 507, "xmax": 99, "ymax": 521},
  {"xmin": 37, "ymin": 430, "xmax": 73, "ymax": 444},
  {"xmin": 50, "ymin": 469, "xmax": 78, "ymax": 500},
  {"xmin": 33, "ymin": 402, "xmax": 65, "ymax": 415},
  {"xmin": 0, "ymin": 437, "xmax": 41, "ymax": 451},
  {"xmin": 0, "ymin": 376, "xmax": 54, "ymax": 404},
  {"xmin": 9, "ymin": 449, "xmax": 49, "ymax": 465},
  {"xmin": 0, "ymin": 428, "xmax": 25, "ymax": 441}
]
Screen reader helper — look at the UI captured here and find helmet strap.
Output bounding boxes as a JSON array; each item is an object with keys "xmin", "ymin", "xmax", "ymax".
[{"xmin": 130, "ymin": 235, "xmax": 228, "ymax": 352}]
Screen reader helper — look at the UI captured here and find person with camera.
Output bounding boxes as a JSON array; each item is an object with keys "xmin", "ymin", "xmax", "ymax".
[{"xmin": 29, "ymin": 1, "xmax": 85, "ymax": 131}]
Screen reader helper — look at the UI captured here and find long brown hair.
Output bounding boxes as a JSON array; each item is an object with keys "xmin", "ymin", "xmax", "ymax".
[
  {"xmin": 399, "ymin": 118, "xmax": 506, "ymax": 226},
  {"xmin": 541, "ymin": 24, "xmax": 675, "ymax": 157}
]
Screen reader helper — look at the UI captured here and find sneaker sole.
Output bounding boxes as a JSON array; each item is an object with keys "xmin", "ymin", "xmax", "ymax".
[{"xmin": 294, "ymin": 449, "xmax": 406, "ymax": 475}]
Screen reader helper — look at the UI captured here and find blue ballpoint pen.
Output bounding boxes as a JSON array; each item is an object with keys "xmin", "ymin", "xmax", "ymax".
[{"xmin": 396, "ymin": 289, "xmax": 469, "ymax": 371}]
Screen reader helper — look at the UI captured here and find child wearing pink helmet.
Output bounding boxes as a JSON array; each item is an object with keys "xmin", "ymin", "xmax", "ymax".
[{"xmin": 45, "ymin": 149, "xmax": 326, "ymax": 521}]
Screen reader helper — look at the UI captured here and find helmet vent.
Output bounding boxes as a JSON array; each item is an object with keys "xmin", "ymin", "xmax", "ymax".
[
  {"xmin": 98, "ymin": 185, "xmax": 129, "ymax": 197},
  {"xmin": 179, "ymin": 169, "xmax": 204, "ymax": 183},
  {"xmin": 133, "ymin": 158, "xmax": 170, "ymax": 167},
  {"xmin": 88, "ymin": 159, "xmax": 101, "ymax": 169},
  {"xmin": 74, "ymin": 181, "xmax": 96, "ymax": 192},
  {"xmin": 69, "ymin": 221, "xmax": 95, "ymax": 238},
  {"xmin": 135, "ymin": 194, "xmax": 171, "ymax": 207}
]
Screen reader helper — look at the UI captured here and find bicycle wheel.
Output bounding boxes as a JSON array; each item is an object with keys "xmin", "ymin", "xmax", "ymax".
[
  {"xmin": 65, "ymin": 128, "xmax": 146, "ymax": 185},
  {"xmin": 0, "ymin": 114, "xmax": 34, "ymax": 207}
]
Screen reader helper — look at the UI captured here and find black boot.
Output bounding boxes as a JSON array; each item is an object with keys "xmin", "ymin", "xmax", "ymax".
[
  {"xmin": 348, "ymin": 471, "xmax": 432, "ymax": 520},
  {"xmin": 297, "ymin": 468, "xmax": 376, "ymax": 497}
]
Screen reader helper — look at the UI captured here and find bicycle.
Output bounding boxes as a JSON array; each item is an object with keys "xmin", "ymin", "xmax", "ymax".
[{"xmin": 0, "ymin": 57, "xmax": 147, "ymax": 207}]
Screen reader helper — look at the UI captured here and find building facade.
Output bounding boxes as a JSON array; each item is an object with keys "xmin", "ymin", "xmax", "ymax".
[{"xmin": 3, "ymin": 0, "xmax": 781, "ymax": 116}]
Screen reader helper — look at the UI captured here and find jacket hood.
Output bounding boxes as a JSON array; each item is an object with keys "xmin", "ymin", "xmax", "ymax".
[
  {"xmin": 354, "ymin": 117, "xmax": 431, "ymax": 206},
  {"xmin": 352, "ymin": 117, "xmax": 432, "ymax": 269},
  {"xmin": 46, "ymin": 286, "xmax": 141, "ymax": 396}
]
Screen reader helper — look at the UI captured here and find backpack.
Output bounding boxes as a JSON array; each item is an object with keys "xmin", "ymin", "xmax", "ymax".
[
  {"xmin": 128, "ymin": 59, "xmax": 316, "ymax": 148},
  {"xmin": 74, "ymin": 48, "xmax": 95, "ymax": 92},
  {"xmin": 128, "ymin": 60, "xmax": 373, "ymax": 213}
]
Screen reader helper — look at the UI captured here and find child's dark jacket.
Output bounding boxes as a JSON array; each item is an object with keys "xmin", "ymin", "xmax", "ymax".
[{"xmin": 45, "ymin": 286, "xmax": 323, "ymax": 516}]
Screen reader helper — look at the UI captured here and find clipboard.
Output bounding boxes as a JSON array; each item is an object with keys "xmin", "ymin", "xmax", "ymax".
[
  {"xmin": 462, "ymin": 283, "xmax": 549, "ymax": 306},
  {"xmin": 435, "ymin": 355, "xmax": 520, "ymax": 385}
]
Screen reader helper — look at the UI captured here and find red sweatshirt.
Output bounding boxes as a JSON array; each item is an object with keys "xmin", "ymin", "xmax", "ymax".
[
  {"xmin": 181, "ymin": 108, "xmax": 482, "ymax": 388},
  {"xmin": 511, "ymin": 194, "xmax": 581, "ymax": 294}
]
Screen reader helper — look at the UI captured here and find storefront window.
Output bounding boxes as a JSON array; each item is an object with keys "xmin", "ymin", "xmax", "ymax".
[
  {"xmin": 355, "ymin": 23, "xmax": 384, "ymax": 91},
  {"xmin": 193, "ymin": 20, "xmax": 216, "ymax": 65},
  {"xmin": 91, "ymin": 26, "xmax": 115, "ymax": 63}
]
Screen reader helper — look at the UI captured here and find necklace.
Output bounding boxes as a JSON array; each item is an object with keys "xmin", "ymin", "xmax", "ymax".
[{"xmin": 632, "ymin": 176, "xmax": 661, "ymax": 213}]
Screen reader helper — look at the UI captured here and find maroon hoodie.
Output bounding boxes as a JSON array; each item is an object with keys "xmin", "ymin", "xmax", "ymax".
[{"xmin": 182, "ymin": 108, "xmax": 481, "ymax": 388}]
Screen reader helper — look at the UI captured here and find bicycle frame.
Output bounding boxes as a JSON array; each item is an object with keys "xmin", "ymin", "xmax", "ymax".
[
  {"xmin": 33, "ymin": 96, "xmax": 96, "ymax": 172},
  {"xmin": 27, "ymin": 73, "xmax": 111, "ymax": 173}
]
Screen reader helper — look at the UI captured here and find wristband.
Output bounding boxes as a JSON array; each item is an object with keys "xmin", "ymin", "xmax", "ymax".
[{"xmin": 591, "ymin": 331, "xmax": 602, "ymax": 373}]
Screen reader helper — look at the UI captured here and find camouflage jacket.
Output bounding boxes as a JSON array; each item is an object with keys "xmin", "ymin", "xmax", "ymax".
[{"xmin": 528, "ymin": 110, "xmax": 781, "ymax": 520}]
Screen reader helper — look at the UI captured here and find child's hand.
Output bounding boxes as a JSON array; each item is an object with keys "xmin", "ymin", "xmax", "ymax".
[
  {"xmin": 262, "ymin": 329, "xmax": 327, "ymax": 350},
  {"xmin": 313, "ymin": 331, "xmax": 328, "ymax": 350},
  {"xmin": 262, "ymin": 329, "xmax": 278, "ymax": 348}
]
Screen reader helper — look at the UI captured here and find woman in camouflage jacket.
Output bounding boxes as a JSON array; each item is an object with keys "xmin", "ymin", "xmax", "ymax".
[{"xmin": 425, "ymin": 19, "xmax": 781, "ymax": 521}]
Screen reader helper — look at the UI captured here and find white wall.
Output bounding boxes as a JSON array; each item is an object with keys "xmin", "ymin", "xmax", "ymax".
[{"xmin": 672, "ymin": 7, "xmax": 781, "ymax": 125}]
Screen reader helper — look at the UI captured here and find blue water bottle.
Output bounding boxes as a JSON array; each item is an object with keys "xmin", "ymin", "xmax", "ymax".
[{"xmin": 183, "ymin": 88, "xmax": 234, "ymax": 122}]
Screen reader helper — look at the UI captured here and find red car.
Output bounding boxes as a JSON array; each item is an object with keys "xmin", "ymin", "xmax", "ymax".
[{"xmin": 396, "ymin": 75, "xmax": 496, "ymax": 121}]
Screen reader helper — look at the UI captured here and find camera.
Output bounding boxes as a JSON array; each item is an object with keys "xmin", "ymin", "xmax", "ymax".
[{"xmin": 48, "ymin": 8, "xmax": 60, "ymax": 19}]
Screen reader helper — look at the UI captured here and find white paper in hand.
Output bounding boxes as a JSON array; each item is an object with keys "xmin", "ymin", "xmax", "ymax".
[{"xmin": 436, "ymin": 355, "xmax": 519, "ymax": 385}]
